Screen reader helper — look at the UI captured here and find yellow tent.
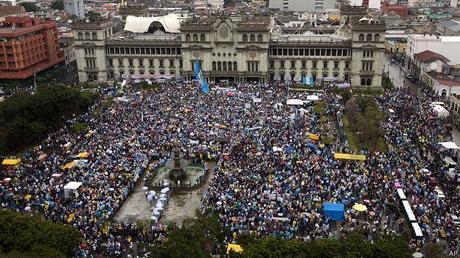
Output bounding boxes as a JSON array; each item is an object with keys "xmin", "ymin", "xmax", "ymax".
[
  {"xmin": 76, "ymin": 152, "xmax": 89, "ymax": 158},
  {"xmin": 2, "ymin": 158, "xmax": 21, "ymax": 166},
  {"xmin": 62, "ymin": 161, "xmax": 76, "ymax": 170},
  {"xmin": 67, "ymin": 213, "xmax": 75, "ymax": 223},
  {"xmin": 308, "ymin": 133, "xmax": 320, "ymax": 141},
  {"xmin": 333, "ymin": 153, "xmax": 366, "ymax": 161},
  {"xmin": 227, "ymin": 244, "xmax": 243, "ymax": 255}
]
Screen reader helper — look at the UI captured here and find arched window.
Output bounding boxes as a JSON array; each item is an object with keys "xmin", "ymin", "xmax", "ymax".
[
  {"xmin": 85, "ymin": 32, "xmax": 90, "ymax": 39},
  {"xmin": 250, "ymin": 34, "xmax": 255, "ymax": 42},
  {"xmin": 104, "ymin": 31, "xmax": 107, "ymax": 38},
  {"xmin": 366, "ymin": 34, "xmax": 372, "ymax": 41},
  {"xmin": 257, "ymin": 34, "xmax": 263, "ymax": 42},
  {"xmin": 78, "ymin": 32, "xmax": 83, "ymax": 39},
  {"xmin": 212, "ymin": 61, "xmax": 216, "ymax": 71},
  {"xmin": 243, "ymin": 34, "xmax": 248, "ymax": 42},
  {"xmin": 228, "ymin": 61, "xmax": 232, "ymax": 71},
  {"xmin": 374, "ymin": 34, "xmax": 380, "ymax": 41},
  {"xmin": 92, "ymin": 32, "xmax": 97, "ymax": 40},
  {"xmin": 200, "ymin": 34, "xmax": 205, "ymax": 42},
  {"xmin": 223, "ymin": 62, "xmax": 227, "ymax": 71},
  {"xmin": 359, "ymin": 34, "xmax": 364, "ymax": 41},
  {"xmin": 366, "ymin": 78, "xmax": 372, "ymax": 86},
  {"xmin": 217, "ymin": 61, "xmax": 221, "ymax": 71},
  {"xmin": 193, "ymin": 34, "xmax": 198, "ymax": 41},
  {"xmin": 233, "ymin": 61, "xmax": 237, "ymax": 71},
  {"xmin": 361, "ymin": 78, "xmax": 366, "ymax": 86},
  {"xmin": 186, "ymin": 34, "xmax": 191, "ymax": 41}
]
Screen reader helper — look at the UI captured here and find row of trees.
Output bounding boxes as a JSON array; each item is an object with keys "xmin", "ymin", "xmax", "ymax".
[
  {"xmin": 148, "ymin": 210, "xmax": 413, "ymax": 258},
  {"xmin": 0, "ymin": 210, "xmax": 80, "ymax": 257},
  {"xmin": 0, "ymin": 85, "xmax": 98, "ymax": 155},
  {"xmin": 344, "ymin": 95, "xmax": 387, "ymax": 152}
]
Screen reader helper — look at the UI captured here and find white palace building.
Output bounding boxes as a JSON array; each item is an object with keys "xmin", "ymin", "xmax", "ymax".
[{"xmin": 73, "ymin": 6, "xmax": 385, "ymax": 87}]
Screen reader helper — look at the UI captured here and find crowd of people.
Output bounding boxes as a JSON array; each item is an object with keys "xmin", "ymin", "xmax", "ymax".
[{"xmin": 0, "ymin": 80, "xmax": 459, "ymax": 256}]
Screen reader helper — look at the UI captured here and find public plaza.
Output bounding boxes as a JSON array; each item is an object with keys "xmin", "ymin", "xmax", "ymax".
[{"xmin": 1, "ymin": 75, "xmax": 459, "ymax": 256}]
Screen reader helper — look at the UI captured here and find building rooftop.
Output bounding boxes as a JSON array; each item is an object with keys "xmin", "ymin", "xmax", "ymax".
[
  {"xmin": 414, "ymin": 50, "xmax": 450, "ymax": 63},
  {"xmin": 438, "ymin": 19, "xmax": 460, "ymax": 32}
]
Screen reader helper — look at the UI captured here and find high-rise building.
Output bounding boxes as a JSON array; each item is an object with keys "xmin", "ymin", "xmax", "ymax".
[
  {"xmin": 0, "ymin": 16, "xmax": 64, "ymax": 79},
  {"xmin": 64, "ymin": 0, "xmax": 85, "ymax": 19}
]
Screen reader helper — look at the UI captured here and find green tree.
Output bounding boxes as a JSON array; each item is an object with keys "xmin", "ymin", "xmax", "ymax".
[
  {"xmin": 19, "ymin": 2, "xmax": 41, "ymax": 12},
  {"xmin": 50, "ymin": 0, "xmax": 64, "ymax": 10}
]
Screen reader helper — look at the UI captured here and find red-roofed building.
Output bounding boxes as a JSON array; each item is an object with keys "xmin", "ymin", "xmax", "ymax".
[
  {"xmin": 382, "ymin": 2, "xmax": 408, "ymax": 19},
  {"xmin": 0, "ymin": 16, "xmax": 64, "ymax": 79},
  {"xmin": 424, "ymin": 72, "xmax": 460, "ymax": 98}
]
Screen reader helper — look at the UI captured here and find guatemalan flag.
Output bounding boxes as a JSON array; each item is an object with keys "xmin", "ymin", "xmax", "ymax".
[{"xmin": 194, "ymin": 58, "xmax": 209, "ymax": 94}]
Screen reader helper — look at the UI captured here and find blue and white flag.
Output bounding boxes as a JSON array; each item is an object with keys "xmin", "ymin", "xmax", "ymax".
[{"xmin": 194, "ymin": 59, "xmax": 209, "ymax": 94}]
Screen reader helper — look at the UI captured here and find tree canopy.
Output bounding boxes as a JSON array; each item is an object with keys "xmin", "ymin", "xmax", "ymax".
[
  {"xmin": 19, "ymin": 2, "xmax": 41, "ymax": 12},
  {"xmin": 0, "ymin": 85, "xmax": 98, "ymax": 155},
  {"xmin": 50, "ymin": 0, "xmax": 64, "ymax": 10},
  {"xmin": 0, "ymin": 210, "xmax": 80, "ymax": 257}
]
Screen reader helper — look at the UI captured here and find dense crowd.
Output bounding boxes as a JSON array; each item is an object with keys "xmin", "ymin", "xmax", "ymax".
[{"xmin": 0, "ymin": 80, "xmax": 459, "ymax": 256}]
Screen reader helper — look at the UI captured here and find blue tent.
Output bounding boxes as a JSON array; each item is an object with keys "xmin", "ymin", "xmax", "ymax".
[{"xmin": 323, "ymin": 202, "xmax": 345, "ymax": 222}]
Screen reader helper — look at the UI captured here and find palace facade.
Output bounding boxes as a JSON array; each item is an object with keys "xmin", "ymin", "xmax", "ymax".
[{"xmin": 73, "ymin": 9, "xmax": 385, "ymax": 87}]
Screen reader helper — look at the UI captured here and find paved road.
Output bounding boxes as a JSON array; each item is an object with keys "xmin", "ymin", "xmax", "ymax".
[{"xmin": 384, "ymin": 54, "xmax": 418, "ymax": 90}]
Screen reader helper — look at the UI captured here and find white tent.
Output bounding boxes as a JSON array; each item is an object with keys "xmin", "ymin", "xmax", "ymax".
[
  {"xmin": 306, "ymin": 95, "xmax": 320, "ymax": 101},
  {"xmin": 432, "ymin": 105, "xmax": 449, "ymax": 118},
  {"xmin": 439, "ymin": 142, "xmax": 460, "ymax": 149},
  {"xmin": 286, "ymin": 99, "xmax": 304, "ymax": 106},
  {"xmin": 63, "ymin": 182, "xmax": 82, "ymax": 199}
]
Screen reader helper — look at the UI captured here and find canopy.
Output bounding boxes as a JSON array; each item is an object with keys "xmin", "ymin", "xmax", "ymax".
[
  {"xmin": 62, "ymin": 161, "xmax": 76, "ymax": 170},
  {"xmin": 308, "ymin": 133, "xmax": 319, "ymax": 141},
  {"xmin": 432, "ymin": 105, "xmax": 449, "ymax": 118},
  {"xmin": 76, "ymin": 152, "xmax": 89, "ymax": 158},
  {"xmin": 2, "ymin": 158, "xmax": 21, "ymax": 166},
  {"xmin": 227, "ymin": 244, "xmax": 243, "ymax": 254},
  {"xmin": 306, "ymin": 95, "xmax": 320, "ymax": 101},
  {"xmin": 438, "ymin": 142, "xmax": 460, "ymax": 149},
  {"xmin": 352, "ymin": 203, "xmax": 368, "ymax": 212},
  {"xmin": 124, "ymin": 14, "xmax": 180, "ymax": 33},
  {"xmin": 323, "ymin": 202, "xmax": 345, "ymax": 222},
  {"xmin": 64, "ymin": 182, "xmax": 82, "ymax": 190},
  {"xmin": 286, "ymin": 99, "xmax": 304, "ymax": 106},
  {"xmin": 334, "ymin": 153, "xmax": 366, "ymax": 161}
]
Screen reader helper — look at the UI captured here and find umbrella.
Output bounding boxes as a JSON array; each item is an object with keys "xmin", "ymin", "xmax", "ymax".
[
  {"xmin": 161, "ymin": 187, "xmax": 170, "ymax": 194},
  {"xmin": 149, "ymin": 190, "xmax": 156, "ymax": 195},
  {"xmin": 412, "ymin": 252, "xmax": 423, "ymax": 258},
  {"xmin": 150, "ymin": 216, "xmax": 158, "ymax": 221},
  {"xmin": 353, "ymin": 203, "xmax": 368, "ymax": 212},
  {"xmin": 163, "ymin": 181, "xmax": 170, "ymax": 187},
  {"xmin": 152, "ymin": 210, "xmax": 160, "ymax": 216},
  {"xmin": 156, "ymin": 202, "xmax": 164, "ymax": 208},
  {"xmin": 24, "ymin": 194, "xmax": 32, "ymax": 201},
  {"xmin": 159, "ymin": 197, "xmax": 167, "ymax": 202},
  {"xmin": 160, "ymin": 193, "xmax": 166, "ymax": 199},
  {"xmin": 142, "ymin": 186, "xmax": 148, "ymax": 190}
]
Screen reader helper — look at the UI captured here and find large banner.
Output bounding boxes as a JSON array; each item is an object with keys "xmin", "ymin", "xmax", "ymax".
[{"xmin": 194, "ymin": 59, "xmax": 209, "ymax": 94}]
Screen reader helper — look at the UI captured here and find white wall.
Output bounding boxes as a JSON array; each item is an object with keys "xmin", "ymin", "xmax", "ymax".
[{"xmin": 407, "ymin": 35, "xmax": 460, "ymax": 66}]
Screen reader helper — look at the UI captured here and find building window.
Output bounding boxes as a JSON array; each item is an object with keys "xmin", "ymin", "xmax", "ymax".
[
  {"xmin": 312, "ymin": 60, "xmax": 317, "ymax": 69},
  {"xmin": 334, "ymin": 61, "xmax": 339, "ymax": 69},
  {"xmin": 92, "ymin": 32, "xmax": 97, "ymax": 40},
  {"xmin": 223, "ymin": 62, "xmax": 227, "ymax": 71},
  {"xmin": 374, "ymin": 34, "xmax": 380, "ymax": 41},
  {"xmin": 257, "ymin": 34, "xmax": 263, "ymax": 42},
  {"xmin": 361, "ymin": 78, "xmax": 366, "ymax": 86},
  {"xmin": 250, "ymin": 34, "xmax": 255, "ymax": 42},
  {"xmin": 345, "ymin": 74, "xmax": 349, "ymax": 81},
  {"xmin": 280, "ymin": 60, "xmax": 285, "ymax": 69},
  {"xmin": 128, "ymin": 59, "xmax": 133, "ymax": 67},
  {"xmin": 228, "ymin": 61, "xmax": 232, "ymax": 71},
  {"xmin": 291, "ymin": 60, "xmax": 296, "ymax": 69},
  {"xmin": 366, "ymin": 78, "xmax": 372, "ymax": 86},
  {"xmin": 212, "ymin": 61, "xmax": 216, "ymax": 71},
  {"xmin": 200, "ymin": 34, "xmax": 205, "ymax": 41},
  {"xmin": 217, "ymin": 61, "xmax": 221, "ymax": 71},
  {"xmin": 243, "ymin": 34, "xmax": 248, "ymax": 42},
  {"xmin": 159, "ymin": 59, "xmax": 163, "ymax": 67},
  {"xmin": 78, "ymin": 32, "xmax": 83, "ymax": 39},
  {"xmin": 270, "ymin": 60, "xmax": 274, "ymax": 69},
  {"xmin": 169, "ymin": 59, "xmax": 174, "ymax": 67},
  {"xmin": 345, "ymin": 61, "xmax": 350, "ymax": 69},
  {"xmin": 85, "ymin": 32, "xmax": 90, "ymax": 39},
  {"xmin": 323, "ymin": 61, "xmax": 328, "ymax": 69},
  {"xmin": 149, "ymin": 59, "xmax": 154, "ymax": 67},
  {"xmin": 186, "ymin": 34, "xmax": 191, "ymax": 41},
  {"xmin": 193, "ymin": 34, "xmax": 198, "ymax": 41},
  {"xmin": 301, "ymin": 60, "xmax": 306, "ymax": 68},
  {"xmin": 366, "ymin": 34, "xmax": 372, "ymax": 41},
  {"xmin": 233, "ymin": 61, "xmax": 237, "ymax": 71},
  {"xmin": 359, "ymin": 34, "xmax": 364, "ymax": 41},
  {"xmin": 108, "ymin": 59, "xmax": 113, "ymax": 67}
]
